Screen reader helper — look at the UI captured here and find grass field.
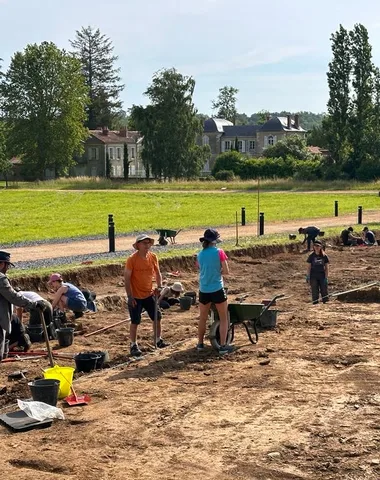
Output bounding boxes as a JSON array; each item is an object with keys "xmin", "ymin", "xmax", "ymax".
[
  {"xmin": 3, "ymin": 176, "xmax": 380, "ymax": 192},
  {"xmin": 1, "ymin": 190, "xmax": 380, "ymax": 244}
]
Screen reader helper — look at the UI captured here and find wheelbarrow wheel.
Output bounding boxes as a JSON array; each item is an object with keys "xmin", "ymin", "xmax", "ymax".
[{"xmin": 209, "ymin": 320, "xmax": 233, "ymax": 350}]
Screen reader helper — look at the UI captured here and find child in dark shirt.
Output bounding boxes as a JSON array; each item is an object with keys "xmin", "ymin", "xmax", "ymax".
[{"xmin": 306, "ymin": 241, "xmax": 329, "ymax": 304}]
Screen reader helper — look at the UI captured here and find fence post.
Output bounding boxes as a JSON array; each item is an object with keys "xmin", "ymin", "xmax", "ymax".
[
  {"xmin": 241, "ymin": 207, "xmax": 246, "ymax": 226},
  {"xmin": 259, "ymin": 212, "xmax": 264, "ymax": 236},
  {"xmin": 108, "ymin": 214, "xmax": 115, "ymax": 252},
  {"xmin": 334, "ymin": 200, "xmax": 338, "ymax": 217},
  {"xmin": 358, "ymin": 206, "xmax": 363, "ymax": 225}
]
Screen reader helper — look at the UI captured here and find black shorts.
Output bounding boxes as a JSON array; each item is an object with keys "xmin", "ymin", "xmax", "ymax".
[
  {"xmin": 128, "ymin": 295, "xmax": 162, "ymax": 325},
  {"xmin": 199, "ymin": 288, "xmax": 227, "ymax": 305}
]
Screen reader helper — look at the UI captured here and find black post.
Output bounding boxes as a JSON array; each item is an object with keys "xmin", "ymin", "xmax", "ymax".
[
  {"xmin": 358, "ymin": 206, "xmax": 363, "ymax": 225},
  {"xmin": 108, "ymin": 214, "xmax": 115, "ymax": 252},
  {"xmin": 334, "ymin": 200, "xmax": 338, "ymax": 217},
  {"xmin": 259, "ymin": 212, "xmax": 264, "ymax": 236},
  {"xmin": 241, "ymin": 207, "xmax": 246, "ymax": 226}
]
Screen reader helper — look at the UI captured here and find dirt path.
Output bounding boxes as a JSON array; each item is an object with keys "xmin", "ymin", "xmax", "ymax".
[{"xmin": 8, "ymin": 210, "xmax": 380, "ymax": 262}]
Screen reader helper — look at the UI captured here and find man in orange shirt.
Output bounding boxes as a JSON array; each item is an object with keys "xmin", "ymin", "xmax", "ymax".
[{"xmin": 124, "ymin": 234, "xmax": 168, "ymax": 356}]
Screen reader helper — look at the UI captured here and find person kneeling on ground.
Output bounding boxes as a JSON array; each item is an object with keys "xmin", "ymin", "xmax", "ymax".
[
  {"xmin": 298, "ymin": 226, "xmax": 321, "ymax": 251},
  {"xmin": 124, "ymin": 234, "xmax": 169, "ymax": 356},
  {"xmin": 362, "ymin": 226, "xmax": 377, "ymax": 246},
  {"xmin": 7, "ymin": 314, "xmax": 31, "ymax": 352},
  {"xmin": 158, "ymin": 282, "xmax": 184, "ymax": 309},
  {"xmin": 196, "ymin": 229, "xmax": 232, "ymax": 354},
  {"xmin": 306, "ymin": 240, "xmax": 329, "ymax": 305},
  {"xmin": 340, "ymin": 226, "xmax": 363, "ymax": 246},
  {"xmin": 48, "ymin": 273, "xmax": 87, "ymax": 319}
]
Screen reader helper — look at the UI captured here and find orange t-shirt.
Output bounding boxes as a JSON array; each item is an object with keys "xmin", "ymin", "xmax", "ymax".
[{"xmin": 125, "ymin": 251, "xmax": 159, "ymax": 299}]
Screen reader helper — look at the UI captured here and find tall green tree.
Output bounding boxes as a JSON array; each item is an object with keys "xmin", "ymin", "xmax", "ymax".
[
  {"xmin": 211, "ymin": 86, "xmax": 238, "ymax": 123},
  {"xmin": 323, "ymin": 24, "xmax": 352, "ymax": 167},
  {"xmin": 347, "ymin": 24, "xmax": 374, "ymax": 176},
  {"xmin": 0, "ymin": 122, "xmax": 12, "ymax": 187},
  {"xmin": 70, "ymin": 26, "xmax": 124, "ymax": 129},
  {"xmin": 130, "ymin": 68, "xmax": 205, "ymax": 180},
  {"xmin": 0, "ymin": 42, "xmax": 88, "ymax": 179}
]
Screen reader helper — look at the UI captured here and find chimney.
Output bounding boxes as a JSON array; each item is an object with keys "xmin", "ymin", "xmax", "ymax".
[
  {"xmin": 287, "ymin": 114, "xmax": 291, "ymax": 129},
  {"xmin": 294, "ymin": 114, "xmax": 299, "ymax": 129},
  {"xmin": 102, "ymin": 126, "xmax": 109, "ymax": 136},
  {"xmin": 119, "ymin": 126, "xmax": 127, "ymax": 137}
]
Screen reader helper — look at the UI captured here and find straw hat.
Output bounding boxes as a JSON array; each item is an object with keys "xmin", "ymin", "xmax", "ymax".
[{"xmin": 132, "ymin": 234, "xmax": 155, "ymax": 249}]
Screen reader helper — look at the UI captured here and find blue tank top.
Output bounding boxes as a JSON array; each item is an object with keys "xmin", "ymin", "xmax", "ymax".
[
  {"xmin": 63, "ymin": 283, "xmax": 86, "ymax": 304},
  {"xmin": 197, "ymin": 247, "xmax": 223, "ymax": 293}
]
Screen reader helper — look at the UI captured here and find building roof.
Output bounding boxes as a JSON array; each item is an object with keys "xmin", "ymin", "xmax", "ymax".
[
  {"xmin": 204, "ymin": 118, "xmax": 233, "ymax": 133},
  {"xmin": 222, "ymin": 125, "xmax": 261, "ymax": 137},
  {"xmin": 260, "ymin": 116, "xmax": 306, "ymax": 132},
  {"xmin": 88, "ymin": 129, "xmax": 141, "ymax": 144},
  {"xmin": 308, "ymin": 146, "xmax": 330, "ymax": 156}
]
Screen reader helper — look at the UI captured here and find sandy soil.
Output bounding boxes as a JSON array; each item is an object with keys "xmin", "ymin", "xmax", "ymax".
[
  {"xmin": 7, "ymin": 209, "xmax": 380, "ymax": 262},
  {"xmin": 1, "ymin": 245, "xmax": 380, "ymax": 479}
]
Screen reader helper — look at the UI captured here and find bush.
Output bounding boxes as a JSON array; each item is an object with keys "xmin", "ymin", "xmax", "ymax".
[
  {"xmin": 212, "ymin": 151, "xmax": 245, "ymax": 177},
  {"xmin": 239, "ymin": 157, "xmax": 294, "ymax": 179},
  {"xmin": 293, "ymin": 159, "xmax": 322, "ymax": 180},
  {"xmin": 214, "ymin": 170, "xmax": 235, "ymax": 181}
]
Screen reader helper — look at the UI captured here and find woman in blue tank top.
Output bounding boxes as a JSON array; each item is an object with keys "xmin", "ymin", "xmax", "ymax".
[
  {"xmin": 196, "ymin": 229, "xmax": 233, "ymax": 354},
  {"xmin": 48, "ymin": 273, "xmax": 87, "ymax": 315}
]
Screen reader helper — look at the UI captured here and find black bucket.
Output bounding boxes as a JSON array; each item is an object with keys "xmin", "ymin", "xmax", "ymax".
[
  {"xmin": 28, "ymin": 379, "xmax": 60, "ymax": 406},
  {"xmin": 3, "ymin": 339, "xmax": 9, "ymax": 359},
  {"xmin": 184, "ymin": 291, "xmax": 197, "ymax": 305},
  {"xmin": 56, "ymin": 328, "xmax": 75, "ymax": 347},
  {"xmin": 83, "ymin": 350, "xmax": 106, "ymax": 369},
  {"xmin": 27, "ymin": 325, "xmax": 44, "ymax": 343},
  {"xmin": 179, "ymin": 296, "xmax": 192, "ymax": 310},
  {"xmin": 74, "ymin": 353, "xmax": 100, "ymax": 373}
]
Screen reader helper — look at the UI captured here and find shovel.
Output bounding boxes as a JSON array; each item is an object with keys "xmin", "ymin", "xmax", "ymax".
[{"xmin": 65, "ymin": 385, "xmax": 91, "ymax": 407}]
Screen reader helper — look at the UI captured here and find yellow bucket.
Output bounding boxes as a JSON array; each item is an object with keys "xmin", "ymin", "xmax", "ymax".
[{"xmin": 43, "ymin": 365, "xmax": 75, "ymax": 399}]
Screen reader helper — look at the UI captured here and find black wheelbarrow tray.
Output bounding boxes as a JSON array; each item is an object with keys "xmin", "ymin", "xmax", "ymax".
[
  {"xmin": 156, "ymin": 229, "xmax": 182, "ymax": 244},
  {"xmin": 208, "ymin": 294, "xmax": 285, "ymax": 350}
]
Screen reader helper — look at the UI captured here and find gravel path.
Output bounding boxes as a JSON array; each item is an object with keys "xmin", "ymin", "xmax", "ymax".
[{"xmin": 7, "ymin": 210, "xmax": 380, "ymax": 271}]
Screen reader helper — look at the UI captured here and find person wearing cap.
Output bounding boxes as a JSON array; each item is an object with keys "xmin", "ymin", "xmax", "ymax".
[
  {"xmin": 158, "ymin": 282, "xmax": 184, "ymax": 309},
  {"xmin": 0, "ymin": 251, "xmax": 46, "ymax": 359},
  {"xmin": 306, "ymin": 241, "xmax": 330, "ymax": 304},
  {"xmin": 196, "ymin": 228, "xmax": 233, "ymax": 354},
  {"xmin": 298, "ymin": 226, "xmax": 320, "ymax": 252},
  {"xmin": 124, "ymin": 234, "xmax": 167, "ymax": 356},
  {"xmin": 48, "ymin": 273, "xmax": 87, "ymax": 318},
  {"xmin": 362, "ymin": 226, "xmax": 377, "ymax": 246}
]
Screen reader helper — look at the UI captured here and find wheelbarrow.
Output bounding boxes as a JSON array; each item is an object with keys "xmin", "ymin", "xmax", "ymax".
[
  {"xmin": 208, "ymin": 294, "xmax": 285, "ymax": 350},
  {"xmin": 156, "ymin": 229, "xmax": 182, "ymax": 245}
]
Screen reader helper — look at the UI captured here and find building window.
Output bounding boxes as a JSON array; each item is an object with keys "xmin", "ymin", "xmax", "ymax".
[
  {"xmin": 202, "ymin": 135, "xmax": 209, "ymax": 146},
  {"xmin": 268, "ymin": 136, "xmax": 274, "ymax": 146},
  {"xmin": 237, "ymin": 141, "xmax": 243, "ymax": 152},
  {"xmin": 131, "ymin": 147, "xmax": 135, "ymax": 159},
  {"xmin": 224, "ymin": 141, "xmax": 231, "ymax": 151},
  {"xmin": 109, "ymin": 147, "xmax": 114, "ymax": 159},
  {"xmin": 249, "ymin": 141, "xmax": 255, "ymax": 150},
  {"xmin": 116, "ymin": 147, "xmax": 121, "ymax": 159},
  {"xmin": 89, "ymin": 147, "xmax": 98, "ymax": 160}
]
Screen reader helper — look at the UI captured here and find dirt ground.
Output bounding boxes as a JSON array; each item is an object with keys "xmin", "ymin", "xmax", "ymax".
[{"xmin": 1, "ymin": 244, "xmax": 380, "ymax": 479}]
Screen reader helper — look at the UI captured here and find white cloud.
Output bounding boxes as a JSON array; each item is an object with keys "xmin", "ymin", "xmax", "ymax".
[{"xmin": 178, "ymin": 46, "xmax": 314, "ymax": 76}]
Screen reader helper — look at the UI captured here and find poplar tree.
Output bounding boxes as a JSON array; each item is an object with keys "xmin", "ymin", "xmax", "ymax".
[
  {"xmin": 323, "ymin": 25, "xmax": 352, "ymax": 167},
  {"xmin": 70, "ymin": 26, "xmax": 124, "ymax": 129}
]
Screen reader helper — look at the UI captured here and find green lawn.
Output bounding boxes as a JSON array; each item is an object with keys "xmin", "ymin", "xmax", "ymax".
[{"xmin": 1, "ymin": 190, "xmax": 380, "ymax": 244}]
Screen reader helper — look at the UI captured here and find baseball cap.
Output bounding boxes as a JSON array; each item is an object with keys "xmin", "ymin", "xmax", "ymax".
[{"xmin": 48, "ymin": 273, "xmax": 63, "ymax": 284}]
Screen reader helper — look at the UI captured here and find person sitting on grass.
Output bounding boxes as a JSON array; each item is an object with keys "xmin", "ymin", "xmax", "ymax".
[
  {"xmin": 158, "ymin": 282, "xmax": 184, "ymax": 309},
  {"xmin": 362, "ymin": 226, "xmax": 377, "ymax": 246},
  {"xmin": 48, "ymin": 273, "xmax": 87, "ymax": 319}
]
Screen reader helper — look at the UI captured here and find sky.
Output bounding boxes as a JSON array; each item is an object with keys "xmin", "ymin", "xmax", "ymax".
[{"xmin": 1, "ymin": 0, "xmax": 380, "ymax": 116}]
